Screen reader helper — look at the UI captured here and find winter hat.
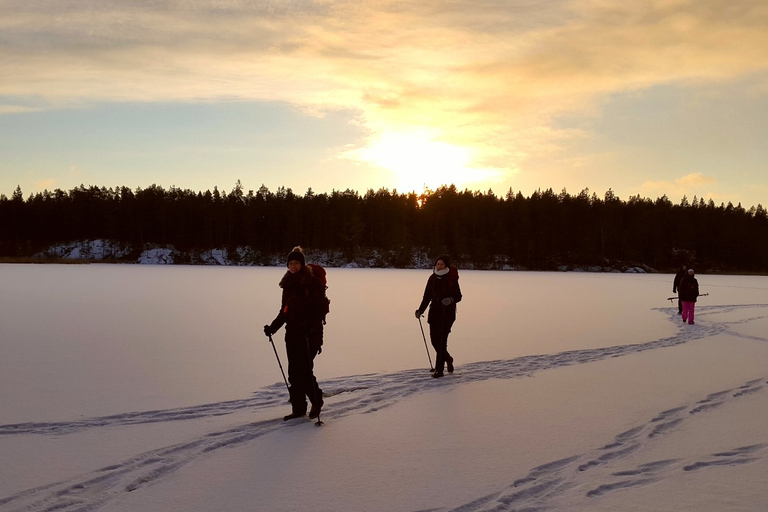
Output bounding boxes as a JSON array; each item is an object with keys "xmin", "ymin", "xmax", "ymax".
[
  {"xmin": 286, "ymin": 246, "xmax": 305, "ymax": 267},
  {"xmin": 688, "ymin": 268, "xmax": 694, "ymax": 275},
  {"xmin": 435, "ymin": 254, "xmax": 451, "ymax": 268}
]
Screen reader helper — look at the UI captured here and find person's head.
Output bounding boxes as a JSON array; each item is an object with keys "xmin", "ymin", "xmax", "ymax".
[
  {"xmin": 435, "ymin": 254, "xmax": 450, "ymax": 271},
  {"xmin": 688, "ymin": 268, "xmax": 695, "ymax": 276},
  {"xmin": 286, "ymin": 246, "xmax": 305, "ymax": 273},
  {"xmin": 681, "ymin": 264, "xmax": 688, "ymax": 271}
]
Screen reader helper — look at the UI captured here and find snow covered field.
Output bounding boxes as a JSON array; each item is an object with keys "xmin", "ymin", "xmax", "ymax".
[{"xmin": 1, "ymin": 264, "xmax": 767, "ymax": 511}]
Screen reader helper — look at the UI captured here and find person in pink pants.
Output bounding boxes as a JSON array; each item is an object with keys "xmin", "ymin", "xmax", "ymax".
[{"xmin": 678, "ymin": 268, "xmax": 700, "ymax": 325}]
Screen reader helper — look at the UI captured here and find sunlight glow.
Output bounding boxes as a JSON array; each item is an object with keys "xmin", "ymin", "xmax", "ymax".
[{"xmin": 343, "ymin": 131, "xmax": 501, "ymax": 193}]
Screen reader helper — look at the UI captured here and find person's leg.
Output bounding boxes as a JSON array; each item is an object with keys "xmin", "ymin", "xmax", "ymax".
[
  {"xmin": 682, "ymin": 302, "xmax": 695, "ymax": 324},
  {"xmin": 306, "ymin": 346, "xmax": 324, "ymax": 418},
  {"xmin": 688, "ymin": 303, "xmax": 695, "ymax": 325},
  {"xmin": 286, "ymin": 341, "xmax": 309, "ymax": 415},
  {"xmin": 429, "ymin": 322, "xmax": 446, "ymax": 374},
  {"xmin": 444, "ymin": 320, "xmax": 455, "ymax": 372}
]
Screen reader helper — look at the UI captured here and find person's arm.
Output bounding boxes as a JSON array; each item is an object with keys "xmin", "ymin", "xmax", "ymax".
[
  {"xmin": 452, "ymin": 279, "xmax": 462, "ymax": 304},
  {"xmin": 416, "ymin": 278, "xmax": 433, "ymax": 316},
  {"xmin": 264, "ymin": 307, "xmax": 287, "ymax": 335}
]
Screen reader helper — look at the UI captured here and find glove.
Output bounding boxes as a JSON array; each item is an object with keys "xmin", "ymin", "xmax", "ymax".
[
  {"xmin": 263, "ymin": 325, "xmax": 273, "ymax": 337},
  {"xmin": 441, "ymin": 297, "xmax": 453, "ymax": 306},
  {"xmin": 414, "ymin": 309, "xmax": 422, "ymax": 319}
]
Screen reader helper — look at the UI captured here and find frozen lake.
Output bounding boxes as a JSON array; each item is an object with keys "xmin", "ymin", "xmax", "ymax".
[
  {"xmin": 1, "ymin": 263, "xmax": 764, "ymax": 425},
  {"xmin": 2, "ymin": 264, "xmax": 768, "ymax": 512}
]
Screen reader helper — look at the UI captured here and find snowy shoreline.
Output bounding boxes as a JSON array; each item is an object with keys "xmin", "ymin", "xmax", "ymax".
[{"xmin": 22, "ymin": 239, "xmax": 663, "ymax": 273}]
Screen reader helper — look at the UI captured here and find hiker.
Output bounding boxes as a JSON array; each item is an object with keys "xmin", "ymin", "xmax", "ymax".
[
  {"xmin": 415, "ymin": 255, "xmax": 462, "ymax": 378},
  {"xmin": 673, "ymin": 264, "xmax": 688, "ymax": 315},
  {"xmin": 678, "ymin": 268, "xmax": 699, "ymax": 325},
  {"xmin": 264, "ymin": 246, "xmax": 325, "ymax": 420}
]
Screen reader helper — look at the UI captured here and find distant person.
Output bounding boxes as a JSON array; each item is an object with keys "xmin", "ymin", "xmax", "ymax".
[
  {"xmin": 264, "ymin": 246, "xmax": 325, "ymax": 420},
  {"xmin": 415, "ymin": 255, "xmax": 462, "ymax": 378},
  {"xmin": 673, "ymin": 264, "xmax": 688, "ymax": 315},
  {"xmin": 678, "ymin": 268, "xmax": 700, "ymax": 325}
]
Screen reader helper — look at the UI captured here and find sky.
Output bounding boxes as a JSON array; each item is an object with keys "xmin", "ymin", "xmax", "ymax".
[{"xmin": 1, "ymin": 0, "xmax": 767, "ymax": 208}]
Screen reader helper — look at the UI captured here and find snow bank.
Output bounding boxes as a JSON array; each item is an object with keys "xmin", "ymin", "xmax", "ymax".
[{"xmin": 33, "ymin": 239, "xmax": 656, "ymax": 272}]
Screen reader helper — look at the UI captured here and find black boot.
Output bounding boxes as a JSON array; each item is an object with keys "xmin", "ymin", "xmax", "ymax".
[
  {"xmin": 446, "ymin": 355, "xmax": 454, "ymax": 373},
  {"xmin": 432, "ymin": 370, "xmax": 444, "ymax": 378},
  {"xmin": 283, "ymin": 411, "xmax": 306, "ymax": 421},
  {"xmin": 309, "ymin": 402, "xmax": 323, "ymax": 419}
]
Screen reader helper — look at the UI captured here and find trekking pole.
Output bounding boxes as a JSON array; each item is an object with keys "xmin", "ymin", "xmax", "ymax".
[
  {"xmin": 667, "ymin": 293, "xmax": 708, "ymax": 302},
  {"xmin": 418, "ymin": 316, "xmax": 435, "ymax": 372},
  {"xmin": 267, "ymin": 333, "xmax": 290, "ymax": 393}
]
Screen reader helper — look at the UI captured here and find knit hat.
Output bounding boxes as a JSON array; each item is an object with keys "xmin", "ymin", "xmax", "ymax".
[
  {"xmin": 688, "ymin": 268, "xmax": 694, "ymax": 274},
  {"xmin": 286, "ymin": 246, "xmax": 305, "ymax": 267},
  {"xmin": 435, "ymin": 254, "xmax": 451, "ymax": 268}
]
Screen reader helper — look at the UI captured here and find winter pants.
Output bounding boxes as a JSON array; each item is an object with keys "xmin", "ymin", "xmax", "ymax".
[
  {"xmin": 677, "ymin": 298, "xmax": 683, "ymax": 315},
  {"xmin": 429, "ymin": 318, "xmax": 454, "ymax": 372},
  {"xmin": 286, "ymin": 338, "xmax": 323, "ymax": 414},
  {"xmin": 681, "ymin": 301, "xmax": 695, "ymax": 325}
]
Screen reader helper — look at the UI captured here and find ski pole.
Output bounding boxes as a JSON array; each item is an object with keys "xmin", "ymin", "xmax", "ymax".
[
  {"xmin": 267, "ymin": 333, "xmax": 290, "ymax": 393},
  {"xmin": 667, "ymin": 293, "xmax": 708, "ymax": 301},
  {"xmin": 418, "ymin": 316, "xmax": 435, "ymax": 372}
]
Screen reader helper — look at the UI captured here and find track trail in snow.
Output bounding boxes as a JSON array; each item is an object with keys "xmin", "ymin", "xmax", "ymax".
[
  {"xmin": 1, "ymin": 304, "xmax": 767, "ymax": 512},
  {"xmin": 441, "ymin": 377, "xmax": 768, "ymax": 512}
]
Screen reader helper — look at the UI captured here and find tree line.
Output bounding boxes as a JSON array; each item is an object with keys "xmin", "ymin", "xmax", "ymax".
[{"xmin": 1, "ymin": 182, "xmax": 767, "ymax": 272}]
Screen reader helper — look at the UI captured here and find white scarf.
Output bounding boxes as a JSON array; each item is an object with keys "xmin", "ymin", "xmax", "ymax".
[{"xmin": 434, "ymin": 267, "xmax": 449, "ymax": 277}]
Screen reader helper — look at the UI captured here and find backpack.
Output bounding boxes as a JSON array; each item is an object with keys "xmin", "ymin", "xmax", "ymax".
[{"xmin": 307, "ymin": 263, "xmax": 331, "ymax": 322}]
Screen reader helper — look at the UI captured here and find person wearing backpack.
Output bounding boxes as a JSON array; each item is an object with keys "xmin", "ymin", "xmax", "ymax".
[
  {"xmin": 678, "ymin": 268, "xmax": 700, "ymax": 325},
  {"xmin": 264, "ymin": 246, "xmax": 325, "ymax": 420},
  {"xmin": 415, "ymin": 254, "xmax": 462, "ymax": 378},
  {"xmin": 672, "ymin": 264, "xmax": 688, "ymax": 315}
]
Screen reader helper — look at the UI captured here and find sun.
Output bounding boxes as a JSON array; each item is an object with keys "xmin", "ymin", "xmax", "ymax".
[{"xmin": 344, "ymin": 131, "xmax": 500, "ymax": 193}]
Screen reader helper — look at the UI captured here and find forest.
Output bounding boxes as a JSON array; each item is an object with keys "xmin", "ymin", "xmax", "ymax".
[{"xmin": 1, "ymin": 181, "xmax": 767, "ymax": 273}]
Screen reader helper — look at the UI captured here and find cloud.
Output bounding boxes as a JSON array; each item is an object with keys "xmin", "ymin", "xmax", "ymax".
[
  {"xmin": 3, "ymin": 0, "xmax": 768, "ymax": 192},
  {"xmin": 640, "ymin": 173, "xmax": 719, "ymax": 201},
  {"xmin": 36, "ymin": 179, "xmax": 56, "ymax": 190},
  {"xmin": 0, "ymin": 104, "xmax": 41, "ymax": 114},
  {"xmin": 675, "ymin": 173, "xmax": 717, "ymax": 187}
]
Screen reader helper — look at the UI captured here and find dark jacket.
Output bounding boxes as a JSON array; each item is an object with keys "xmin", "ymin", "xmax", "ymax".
[
  {"xmin": 678, "ymin": 275, "xmax": 699, "ymax": 302},
  {"xmin": 673, "ymin": 267, "xmax": 687, "ymax": 293},
  {"xmin": 268, "ymin": 266, "xmax": 325, "ymax": 346},
  {"xmin": 418, "ymin": 267, "xmax": 462, "ymax": 325}
]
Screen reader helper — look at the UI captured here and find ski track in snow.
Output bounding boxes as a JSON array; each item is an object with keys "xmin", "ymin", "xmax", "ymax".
[
  {"xmin": 1, "ymin": 304, "xmax": 767, "ymax": 512},
  {"xmin": 441, "ymin": 376, "xmax": 768, "ymax": 512}
]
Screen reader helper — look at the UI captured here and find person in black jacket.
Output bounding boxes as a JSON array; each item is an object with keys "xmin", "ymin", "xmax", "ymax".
[
  {"xmin": 264, "ymin": 246, "xmax": 325, "ymax": 420},
  {"xmin": 678, "ymin": 268, "xmax": 699, "ymax": 325},
  {"xmin": 415, "ymin": 255, "xmax": 462, "ymax": 378},
  {"xmin": 673, "ymin": 264, "xmax": 688, "ymax": 315}
]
